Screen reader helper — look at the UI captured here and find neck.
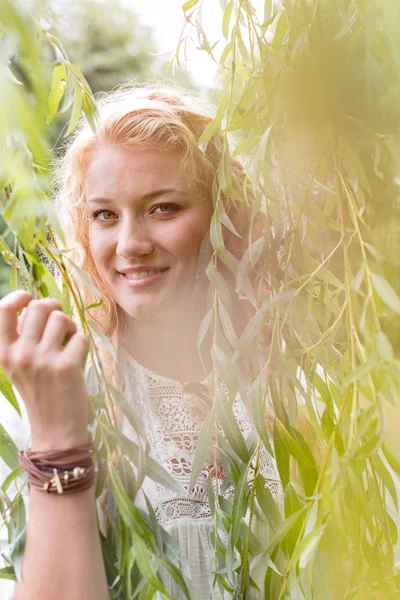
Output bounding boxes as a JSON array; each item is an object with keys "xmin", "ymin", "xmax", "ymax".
[{"xmin": 119, "ymin": 307, "xmax": 211, "ymax": 383}]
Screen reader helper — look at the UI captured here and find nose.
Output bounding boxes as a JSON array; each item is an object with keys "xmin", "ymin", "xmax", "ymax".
[{"xmin": 116, "ymin": 216, "xmax": 155, "ymax": 258}]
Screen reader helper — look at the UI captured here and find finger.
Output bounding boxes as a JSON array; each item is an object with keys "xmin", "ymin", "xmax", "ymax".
[
  {"xmin": 18, "ymin": 298, "xmax": 63, "ymax": 345},
  {"xmin": 61, "ymin": 332, "xmax": 90, "ymax": 368},
  {"xmin": 0, "ymin": 290, "xmax": 33, "ymax": 346},
  {"xmin": 16, "ymin": 307, "xmax": 28, "ymax": 335},
  {"xmin": 39, "ymin": 310, "xmax": 77, "ymax": 350}
]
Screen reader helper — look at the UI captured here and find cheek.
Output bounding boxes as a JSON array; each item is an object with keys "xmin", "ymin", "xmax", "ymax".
[
  {"xmin": 169, "ymin": 221, "xmax": 210, "ymax": 265},
  {"xmin": 88, "ymin": 230, "xmax": 112, "ymax": 270}
]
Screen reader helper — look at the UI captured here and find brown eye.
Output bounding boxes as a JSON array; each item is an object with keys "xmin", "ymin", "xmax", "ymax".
[
  {"xmin": 91, "ymin": 209, "xmax": 116, "ymax": 221},
  {"xmin": 152, "ymin": 203, "xmax": 180, "ymax": 214}
]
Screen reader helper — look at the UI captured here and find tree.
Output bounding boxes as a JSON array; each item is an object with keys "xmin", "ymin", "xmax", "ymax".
[{"xmin": 1, "ymin": 0, "xmax": 400, "ymax": 598}]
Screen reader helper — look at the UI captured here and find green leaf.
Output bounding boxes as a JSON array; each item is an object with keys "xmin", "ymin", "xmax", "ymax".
[
  {"xmin": 0, "ymin": 566, "xmax": 16, "ymax": 580},
  {"xmin": 231, "ymin": 461, "xmax": 250, "ymax": 546},
  {"xmin": 189, "ymin": 408, "xmax": 215, "ymax": 492},
  {"xmin": 107, "ymin": 462, "xmax": 137, "ymax": 529},
  {"xmin": 210, "ymin": 204, "xmax": 224, "ymax": 251},
  {"xmin": 218, "ymin": 298, "xmax": 239, "ymax": 350},
  {"xmin": 47, "ymin": 63, "xmax": 66, "ymax": 124},
  {"xmin": 1, "ymin": 467, "xmax": 23, "ymax": 492},
  {"xmin": 9, "ymin": 493, "xmax": 26, "ymax": 580},
  {"xmin": 0, "ymin": 367, "xmax": 20, "ymax": 416},
  {"xmin": 153, "ymin": 556, "xmax": 191, "ymax": 600},
  {"xmin": 82, "ymin": 90, "xmax": 98, "ymax": 134},
  {"xmin": 255, "ymin": 474, "xmax": 281, "ymax": 531},
  {"xmin": 342, "ymin": 138, "xmax": 372, "ymax": 196},
  {"xmin": 87, "ymin": 319, "xmax": 118, "ymax": 364},
  {"xmin": 222, "ymin": 0, "xmax": 234, "ymax": 38},
  {"xmin": 197, "ymin": 309, "xmax": 212, "ymax": 348},
  {"xmin": 64, "ymin": 80, "xmax": 82, "ymax": 137},
  {"xmin": 107, "ymin": 463, "xmax": 152, "ymax": 546},
  {"xmin": 343, "ymin": 357, "xmax": 378, "ymax": 388},
  {"xmin": 233, "ymin": 136, "xmax": 259, "ymax": 157},
  {"xmin": 220, "ymin": 41, "xmax": 232, "ymax": 65},
  {"xmin": 130, "ymin": 535, "xmax": 166, "ymax": 594},
  {"xmin": 236, "ymin": 236, "xmax": 265, "ymax": 307},
  {"xmin": 65, "ymin": 256, "xmax": 101, "ymax": 298},
  {"xmin": 371, "ymin": 273, "xmax": 400, "ymax": 315},
  {"xmin": 108, "ymin": 428, "xmax": 185, "ymax": 495},
  {"xmin": 215, "ymin": 386, "xmax": 250, "ymax": 462},
  {"xmin": 258, "ymin": 506, "xmax": 307, "ymax": 560},
  {"xmin": 273, "ymin": 420, "xmax": 290, "ymax": 488},
  {"xmin": 297, "ymin": 528, "xmax": 324, "ymax": 570},
  {"xmin": 206, "ymin": 260, "xmax": 232, "ymax": 311},
  {"xmin": 275, "ymin": 420, "xmax": 318, "ymax": 496},
  {"xmin": 248, "ymin": 374, "xmax": 274, "ymax": 457},
  {"xmin": 198, "ymin": 111, "xmax": 223, "ymax": 153},
  {"xmin": 0, "ymin": 424, "xmax": 19, "ymax": 470},
  {"xmin": 182, "ymin": 0, "xmax": 200, "ymax": 12}
]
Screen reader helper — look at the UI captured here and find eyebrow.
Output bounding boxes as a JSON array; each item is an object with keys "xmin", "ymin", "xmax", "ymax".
[{"xmin": 87, "ymin": 189, "xmax": 186, "ymax": 205}]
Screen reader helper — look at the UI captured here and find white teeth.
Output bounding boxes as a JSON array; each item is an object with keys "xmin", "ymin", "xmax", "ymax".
[{"xmin": 124, "ymin": 270, "xmax": 161, "ymax": 280}]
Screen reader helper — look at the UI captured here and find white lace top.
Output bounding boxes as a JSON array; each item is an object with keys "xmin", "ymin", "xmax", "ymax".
[{"xmin": 116, "ymin": 342, "xmax": 282, "ymax": 599}]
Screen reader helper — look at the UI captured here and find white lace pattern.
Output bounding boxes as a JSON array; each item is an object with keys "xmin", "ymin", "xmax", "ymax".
[{"xmin": 118, "ymin": 343, "xmax": 282, "ymax": 529}]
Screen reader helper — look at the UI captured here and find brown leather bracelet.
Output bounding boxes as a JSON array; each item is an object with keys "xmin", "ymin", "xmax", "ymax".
[{"xmin": 18, "ymin": 443, "xmax": 97, "ymax": 494}]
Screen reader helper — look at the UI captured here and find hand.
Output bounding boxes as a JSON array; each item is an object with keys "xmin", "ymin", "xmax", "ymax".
[{"xmin": 0, "ymin": 290, "xmax": 90, "ymax": 451}]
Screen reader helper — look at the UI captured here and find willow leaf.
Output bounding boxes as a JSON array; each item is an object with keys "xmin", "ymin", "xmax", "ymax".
[
  {"xmin": 1, "ymin": 467, "xmax": 23, "ymax": 492},
  {"xmin": 216, "ymin": 387, "xmax": 250, "ymax": 462},
  {"xmin": 220, "ymin": 40, "xmax": 232, "ymax": 65},
  {"xmin": 189, "ymin": 408, "xmax": 215, "ymax": 492},
  {"xmin": 64, "ymin": 79, "xmax": 82, "ymax": 137},
  {"xmin": 371, "ymin": 273, "xmax": 400, "ymax": 315},
  {"xmin": 210, "ymin": 205, "xmax": 224, "ymax": 251},
  {"xmin": 107, "ymin": 462, "xmax": 138, "ymax": 530},
  {"xmin": 373, "ymin": 454, "xmax": 398, "ymax": 511},
  {"xmin": 275, "ymin": 421, "xmax": 318, "ymax": 496},
  {"xmin": 342, "ymin": 357, "xmax": 378, "ymax": 388},
  {"xmin": 87, "ymin": 319, "xmax": 118, "ymax": 364},
  {"xmin": 382, "ymin": 444, "xmax": 400, "ymax": 475},
  {"xmin": 342, "ymin": 138, "xmax": 372, "ymax": 196},
  {"xmin": 258, "ymin": 506, "xmax": 307, "ymax": 561},
  {"xmin": 255, "ymin": 474, "xmax": 281, "ymax": 531},
  {"xmin": 182, "ymin": 0, "xmax": 200, "ymax": 12},
  {"xmin": 231, "ymin": 461, "xmax": 250, "ymax": 547},
  {"xmin": 196, "ymin": 309, "xmax": 213, "ymax": 349},
  {"xmin": 218, "ymin": 298, "xmax": 239, "ymax": 350},
  {"xmin": 47, "ymin": 62, "xmax": 66, "ymax": 124},
  {"xmin": 153, "ymin": 556, "xmax": 191, "ymax": 600},
  {"xmin": 108, "ymin": 428, "xmax": 185, "ymax": 496},
  {"xmin": 0, "ymin": 424, "xmax": 19, "ymax": 471},
  {"xmin": 65, "ymin": 256, "xmax": 101, "ymax": 298},
  {"xmin": 0, "ymin": 367, "xmax": 20, "ymax": 416},
  {"xmin": 0, "ymin": 567, "xmax": 15, "ymax": 580},
  {"xmin": 222, "ymin": 0, "xmax": 233, "ymax": 39},
  {"xmin": 297, "ymin": 528, "xmax": 324, "ymax": 570},
  {"xmin": 131, "ymin": 535, "xmax": 167, "ymax": 595},
  {"xmin": 249, "ymin": 375, "xmax": 274, "ymax": 457}
]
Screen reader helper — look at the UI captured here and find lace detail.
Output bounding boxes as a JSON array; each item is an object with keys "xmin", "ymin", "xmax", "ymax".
[{"xmin": 118, "ymin": 344, "xmax": 282, "ymax": 528}]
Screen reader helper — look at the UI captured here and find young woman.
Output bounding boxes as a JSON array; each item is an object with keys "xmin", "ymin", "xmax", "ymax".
[{"xmin": 0, "ymin": 85, "xmax": 281, "ymax": 599}]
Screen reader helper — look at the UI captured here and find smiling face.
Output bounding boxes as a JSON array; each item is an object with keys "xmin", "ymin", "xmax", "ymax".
[{"xmin": 84, "ymin": 144, "xmax": 214, "ymax": 323}]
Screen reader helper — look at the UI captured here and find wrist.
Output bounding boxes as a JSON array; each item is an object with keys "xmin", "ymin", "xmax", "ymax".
[{"xmin": 30, "ymin": 431, "xmax": 89, "ymax": 452}]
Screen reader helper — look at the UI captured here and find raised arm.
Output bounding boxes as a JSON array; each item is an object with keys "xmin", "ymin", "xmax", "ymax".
[{"xmin": 0, "ymin": 290, "xmax": 110, "ymax": 600}]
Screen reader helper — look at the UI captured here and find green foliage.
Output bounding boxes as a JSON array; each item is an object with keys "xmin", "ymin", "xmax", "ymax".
[{"xmin": 0, "ymin": 0, "xmax": 399, "ymax": 598}]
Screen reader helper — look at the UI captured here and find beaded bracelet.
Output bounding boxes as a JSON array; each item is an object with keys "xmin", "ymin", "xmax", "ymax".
[{"xmin": 18, "ymin": 443, "xmax": 96, "ymax": 494}]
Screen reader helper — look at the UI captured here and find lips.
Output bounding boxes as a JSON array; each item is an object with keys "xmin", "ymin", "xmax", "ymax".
[
  {"xmin": 118, "ymin": 266, "xmax": 169, "ymax": 275},
  {"xmin": 119, "ymin": 267, "xmax": 169, "ymax": 288}
]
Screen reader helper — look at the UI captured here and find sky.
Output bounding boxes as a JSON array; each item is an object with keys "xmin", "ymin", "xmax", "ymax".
[{"xmin": 123, "ymin": 0, "xmax": 221, "ymax": 88}]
